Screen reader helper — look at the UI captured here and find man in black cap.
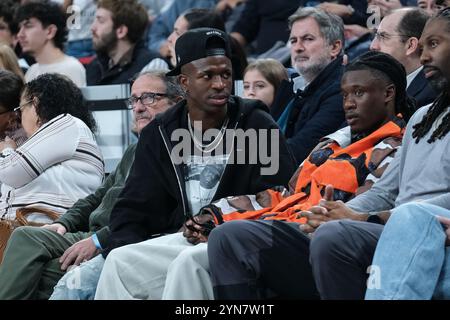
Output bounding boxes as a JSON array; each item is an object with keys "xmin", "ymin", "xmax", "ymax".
[{"xmin": 49, "ymin": 27, "xmax": 296, "ymax": 300}]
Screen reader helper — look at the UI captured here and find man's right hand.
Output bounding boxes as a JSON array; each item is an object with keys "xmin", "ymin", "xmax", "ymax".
[
  {"xmin": 182, "ymin": 214, "xmax": 214, "ymax": 244},
  {"xmin": 42, "ymin": 223, "xmax": 67, "ymax": 235}
]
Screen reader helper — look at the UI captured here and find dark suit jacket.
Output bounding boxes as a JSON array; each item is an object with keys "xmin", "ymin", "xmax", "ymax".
[
  {"xmin": 86, "ymin": 42, "xmax": 158, "ymax": 85},
  {"xmin": 270, "ymin": 57, "xmax": 345, "ymax": 165},
  {"xmin": 408, "ymin": 69, "xmax": 437, "ymax": 110}
]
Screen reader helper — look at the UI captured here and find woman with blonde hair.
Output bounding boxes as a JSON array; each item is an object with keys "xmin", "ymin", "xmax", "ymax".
[
  {"xmin": 0, "ymin": 44, "xmax": 24, "ymax": 79},
  {"xmin": 243, "ymin": 58, "xmax": 288, "ymax": 108}
]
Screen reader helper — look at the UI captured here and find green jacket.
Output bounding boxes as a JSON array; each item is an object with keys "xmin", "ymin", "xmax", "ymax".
[{"xmin": 56, "ymin": 143, "xmax": 137, "ymax": 246}]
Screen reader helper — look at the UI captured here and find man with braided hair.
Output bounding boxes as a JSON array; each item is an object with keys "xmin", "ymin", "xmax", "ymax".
[
  {"xmin": 206, "ymin": 50, "xmax": 414, "ymax": 300},
  {"xmin": 308, "ymin": 7, "xmax": 450, "ymax": 300}
]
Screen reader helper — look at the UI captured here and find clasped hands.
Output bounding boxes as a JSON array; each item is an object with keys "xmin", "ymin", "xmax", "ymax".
[{"xmin": 298, "ymin": 185, "xmax": 359, "ymax": 234}]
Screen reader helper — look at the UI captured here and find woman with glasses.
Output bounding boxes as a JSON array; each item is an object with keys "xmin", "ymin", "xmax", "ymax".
[
  {"xmin": 0, "ymin": 73, "xmax": 104, "ymax": 224},
  {"xmin": 0, "ymin": 70, "xmax": 27, "ymax": 149}
]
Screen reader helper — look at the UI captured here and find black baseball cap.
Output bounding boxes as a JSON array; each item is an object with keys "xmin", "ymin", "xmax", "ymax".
[{"xmin": 166, "ymin": 27, "xmax": 232, "ymax": 76}]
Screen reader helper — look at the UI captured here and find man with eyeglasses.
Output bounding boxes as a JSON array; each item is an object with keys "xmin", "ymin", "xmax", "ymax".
[
  {"xmin": 370, "ymin": 8, "xmax": 437, "ymax": 110},
  {"xmin": 0, "ymin": 70, "xmax": 181, "ymax": 300},
  {"xmin": 127, "ymin": 91, "xmax": 170, "ymax": 136}
]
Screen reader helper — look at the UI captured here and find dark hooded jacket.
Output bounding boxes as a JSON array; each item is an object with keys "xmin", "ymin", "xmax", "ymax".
[{"xmin": 103, "ymin": 96, "xmax": 296, "ymax": 256}]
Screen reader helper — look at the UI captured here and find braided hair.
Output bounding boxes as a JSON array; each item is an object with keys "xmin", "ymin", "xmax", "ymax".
[
  {"xmin": 412, "ymin": 8, "xmax": 450, "ymax": 143},
  {"xmin": 344, "ymin": 51, "xmax": 416, "ymax": 122}
]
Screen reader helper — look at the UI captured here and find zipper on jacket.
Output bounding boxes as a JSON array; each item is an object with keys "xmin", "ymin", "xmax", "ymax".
[
  {"xmin": 159, "ymin": 125, "xmax": 188, "ymax": 216},
  {"xmin": 214, "ymin": 118, "xmax": 240, "ymax": 195}
]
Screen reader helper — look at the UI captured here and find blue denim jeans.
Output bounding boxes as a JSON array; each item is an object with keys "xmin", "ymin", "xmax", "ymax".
[
  {"xmin": 66, "ymin": 39, "xmax": 94, "ymax": 58},
  {"xmin": 49, "ymin": 255, "xmax": 105, "ymax": 300},
  {"xmin": 365, "ymin": 202, "xmax": 450, "ymax": 300}
]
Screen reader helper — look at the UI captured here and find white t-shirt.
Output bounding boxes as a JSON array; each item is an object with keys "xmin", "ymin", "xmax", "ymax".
[
  {"xmin": 25, "ymin": 55, "xmax": 86, "ymax": 87},
  {"xmin": 184, "ymin": 154, "xmax": 229, "ymax": 215}
]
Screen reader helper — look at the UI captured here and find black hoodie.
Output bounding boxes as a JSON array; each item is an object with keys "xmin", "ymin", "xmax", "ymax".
[{"xmin": 103, "ymin": 96, "xmax": 296, "ymax": 256}]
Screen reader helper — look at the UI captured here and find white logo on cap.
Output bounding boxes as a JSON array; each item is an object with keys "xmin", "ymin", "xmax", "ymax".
[{"xmin": 206, "ymin": 30, "xmax": 221, "ymax": 36}]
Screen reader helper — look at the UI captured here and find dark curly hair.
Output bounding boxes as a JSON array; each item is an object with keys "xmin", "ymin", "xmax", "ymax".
[
  {"xmin": 0, "ymin": 0, "xmax": 19, "ymax": 35},
  {"xmin": 16, "ymin": 0, "xmax": 67, "ymax": 51},
  {"xmin": 0, "ymin": 69, "xmax": 24, "ymax": 112},
  {"xmin": 23, "ymin": 73, "xmax": 97, "ymax": 132},
  {"xmin": 97, "ymin": 0, "xmax": 148, "ymax": 44}
]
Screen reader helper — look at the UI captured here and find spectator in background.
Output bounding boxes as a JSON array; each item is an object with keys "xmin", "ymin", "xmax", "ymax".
[
  {"xmin": 418, "ymin": 0, "xmax": 450, "ymax": 14},
  {"xmin": 370, "ymin": 8, "xmax": 436, "ymax": 109},
  {"xmin": 418, "ymin": 0, "xmax": 443, "ymax": 14},
  {"xmin": 16, "ymin": 1, "xmax": 86, "ymax": 86},
  {"xmin": 0, "ymin": 70, "xmax": 26, "ymax": 145},
  {"xmin": 0, "ymin": 44, "xmax": 24, "ymax": 79},
  {"xmin": 167, "ymin": 8, "xmax": 225, "ymax": 68},
  {"xmin": 87, "ymin": 0, "xmax": 158, "ymax": 85},
  {"xmin": 230, "ymin": 0, "xmax": 300, "ymax": 56},
  {"xmin": 62, "ymin": 0, "xmax": 96, "ymax": 59},
  {"xmin": 158, "ymin": 8, "xmax": 247, "ymax": 80},
  {"xmin": 0, "ymin": 1, "xmax": 19, "ymax": 48},
  {"xmin": 0, "ymin": 0, "xmax": 32, "ymax": 71},
  {"xmin": 243, "ymin": 58, "xmax": 288, "ymax": 108},
  {"xmin": 0, "ymin": 70, "xmax": 182, "ymax": 300},
  {"xmin": 147, "ymin": 0, "xmax": 217, "ymax": 60},
  {"xmin": 271, "ymin": 7, "xmax": 346, "ymax": 165}
]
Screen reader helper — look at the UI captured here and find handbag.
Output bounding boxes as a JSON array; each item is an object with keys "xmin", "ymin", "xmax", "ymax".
[{"xmin": 0, "ymin": 207, "xmax": 60, "ymax": 264}]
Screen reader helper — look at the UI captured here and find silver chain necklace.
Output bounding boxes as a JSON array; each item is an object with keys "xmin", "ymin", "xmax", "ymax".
[{"xmin": 187, "ymin": 113, "xmax": 229, "ymax": 153}]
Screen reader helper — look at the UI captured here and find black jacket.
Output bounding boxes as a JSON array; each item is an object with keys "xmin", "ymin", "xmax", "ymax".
[
  {"xmin": 86, "ymin": 42, "xmax": 158, "ymax": 85},
  {"xmin": 408, "ymin": 69, "xmax": 437, "ymax": 109},
  {"xmin": 271, "ymin": 56, "xmax": 345, "ymax": 165},
  {"xmin": 231, "ymin": 0, "xmax": 300, "ymax": 54},
  {"xmin": 103, "ymin": 96, "xmax": 296, "ymax": 256}
]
